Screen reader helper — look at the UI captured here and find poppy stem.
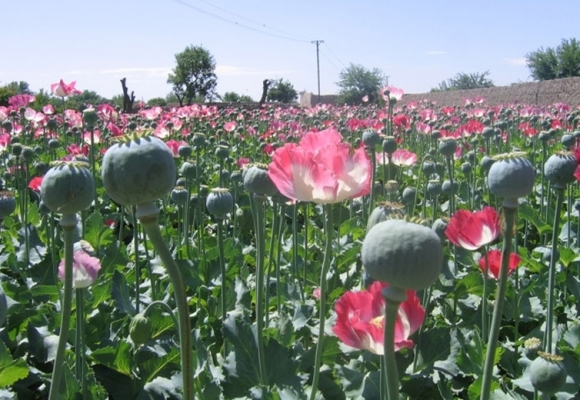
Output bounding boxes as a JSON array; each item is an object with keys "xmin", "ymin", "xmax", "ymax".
[
  {"xmin": 381, "ymin": 287, "xmax": 406, "ymax": 400},
  {"xmin": 310, "ymin": 203, "xmax": 334, "ymax": 400},
  {"xmin": 480, "ymin": 205, "xmax": 516, "ymax": 400},
  {"xmin": 48, "ymin": 214, "xmax": 77, "ymax": 400}
]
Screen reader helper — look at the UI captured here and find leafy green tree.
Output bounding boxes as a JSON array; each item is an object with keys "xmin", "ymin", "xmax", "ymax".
[
  {"xmin": 336, "ymin": 64, "xmax": 386, "ymax": 105},
  {"xmin": 526, "ymin": 38, "xmax": 580, "ymax": 80},
  {"xmin": 147, "ymin": 97, "xmax": 168, "ymax": 107},
  {"xmin": 167, "ymin": 45, "xmax": 218, "ymax": 106},
  {"xmin": 433, "ymin": 71, "xmax": 494, "ymax": 91},
  {"xmin": 223, "ymin": 91, "xmax": 253, "ymax": 103},
  {"xmin": 0, "ymin": 81, "xmax": 33, "ymax": 106},
  {"xmin": 267, "ymin": 79, "xmax": 297, "ymax": 103}
]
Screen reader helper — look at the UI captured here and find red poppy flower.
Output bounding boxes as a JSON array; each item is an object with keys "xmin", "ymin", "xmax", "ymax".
[
  {"xmin": 445, "ymin": 207, "xmax": 500, "ymax": 250},
  {"xmin": 478, "ymin": 249, "xmax": 521, "ymax": 279},
  {"xmin": 28, "ymin": 176, "xmax": 43, "ymax": 191},
  {"xmin": 332, "ymin": 281, "xmax": 425, "ymax": 354}
]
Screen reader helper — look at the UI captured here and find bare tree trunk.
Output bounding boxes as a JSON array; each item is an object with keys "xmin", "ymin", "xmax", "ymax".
[
  {"xmin": 120, "ymin": 78, "xmax": 136, "ymax": 113},
  {"xmin": 259, "ymin": 79, "xmax": 271, "ymax": 106}
]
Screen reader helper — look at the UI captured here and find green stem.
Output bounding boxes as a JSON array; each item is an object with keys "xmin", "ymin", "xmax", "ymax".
[
  {"xmin": 217, "ymin": 217, "xmax": 227, "ymax": 324},
  {"xmin": 75, "ymin": 288, "xmax": 88, "ymax": 399},
  {"xmin": 292, "ymin": 203, "xmax": 305, "ymax": 302},
  {"xmin": 48, "ymin": 214, "xmax": 77, "ymax": 400},
  {"xmin": 309, "ymin": 203, "xmax": 334, "ymax": 400},
  {"xmin": 382, "ymin": 292, "xmax": 404, "ymax": 400},
  {"xmin": 250, "ymin": 194, "xmax": 268, "ymax": 384},
  {"xmin": 132, "ymin": 205, "xmax": 141, "ymax": 314},
  {"xmin": 368, "ymin": 148, "xmax": 377, "ymax": 219},
  {"xmin": 480, "ymin": 205, "xmax": 516, "ymax": 400},
  {"xmin": 482, "ymin": 245, "xmax": 489, "ymax": 342},
  {"xmin": 139, "ymin": 204, "xmax": 194, "ymax": 400},
  {"xmin": 143, "ymin": 300, "xmax": 180, "ymax": 331},
  {"xmin": 545, "ymin": 187, "xmax": 564, "ymax": 353}
]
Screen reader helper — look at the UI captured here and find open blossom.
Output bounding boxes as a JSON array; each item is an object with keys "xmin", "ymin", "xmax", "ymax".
[
  {"xmin": 58, "ymin": 241, "xmax": 101, "ymax": 289},
  {"xmin": 9, "ymin": 94, "xmax": 36, "ymax": 109},
  {"xmin": 445, "ymin": 207, "xmax": 500, "ymax": 250},
  {"xmin": 51, "ymin": 80, "xmax": 82, "ymax": 97},
  {"xmin": 382, "ymin": 86, "xmax": 404, "ymax": 101},
  {"xmin": 268, "ymin": 128, "xmax": 371, "ymax": 204},
  {"xmin": 378, "ymin": 149, "xmax": 417, "ymax": 166},
  {"xmin": 478, "ymin": 249, "xmax": 521, "ymax": 279},
  {"xmin": 333, "ymin": 281, "xmax": 425, "ymax": 354},
  {"xmin": 28, "ymin": 176, "xmax": 43, "ymax": 191}
]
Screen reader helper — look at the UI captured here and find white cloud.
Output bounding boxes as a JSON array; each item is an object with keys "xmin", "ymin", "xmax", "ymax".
[
  {"xmin": 426, "ymin": 51, "xmax": 447, "ymax": 56},
  {"xmin": 99, "ymin": 67, "xmax": 172, "ymax": 77},
  {"xmin": 504, "ymin": 58, "xmax": 527, "ymax": 66},
  {"xmin": 216, "ymin": 65, "xmax": 295, "ymax": 76}
]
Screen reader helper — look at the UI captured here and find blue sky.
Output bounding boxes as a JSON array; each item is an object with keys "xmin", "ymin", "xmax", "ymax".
[{"xmin": 1, "ymin": 0, "xmax": 579, "ymax": 102}]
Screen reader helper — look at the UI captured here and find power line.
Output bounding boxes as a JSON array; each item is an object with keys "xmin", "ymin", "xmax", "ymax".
[
  {"xmin": 319, "ymin": 49, "xmax": 342, "ymax": 72},
  {"xmin": 192, "ymin": 0, "xmax": 311, "ymax": 43},
  {"xmin": 323, "ymin": 42, "xmax": 347, "ymax": 69},
  {"xmin": 170, "ymin": 0, "xmax": 310, "ymax": 43}
]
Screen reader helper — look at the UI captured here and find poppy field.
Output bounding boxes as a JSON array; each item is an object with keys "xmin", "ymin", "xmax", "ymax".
[{"xmin": 1, "ymin": 83, "xmax": 580, "ymax": 400}]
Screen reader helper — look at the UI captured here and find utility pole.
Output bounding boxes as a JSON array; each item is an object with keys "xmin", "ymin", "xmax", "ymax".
[{"xmin": 311, "ymin": 40, "xmax": 324, "ymax": 105}]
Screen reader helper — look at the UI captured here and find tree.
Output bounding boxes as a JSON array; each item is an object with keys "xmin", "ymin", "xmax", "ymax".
[
  {"xmin": 433, "ymin": 71, "xmax": 494, "ymax": 92},
  {"xmin": 0, "ymin": 81, "xmax": 33, "ymax": 106},
  {"xmin": 223, "ymin": 91, "xmax": 253, "ymax": 103},
  {"xmin": 526, "ymin": 38, "xmax": 580, "ymax": 80},
  {"xmin": 167, "ymin": 45, "xmax": 218, "ymax": 106},
  {"xmin": 336, "ymin": 63, "xmax": 387, "ymax": 105},
  {"xmin": 267, "ymin": 79, "xmax": 297, "ymax": 103}
]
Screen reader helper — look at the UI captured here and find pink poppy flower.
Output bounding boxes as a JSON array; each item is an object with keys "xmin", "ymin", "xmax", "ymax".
[
  {"xmin": 478, "ymin": 249, "xmax": 521, "ymax": 279},
  {"xmin": 51, "ymin": 80, "xmax": 82, "ymax": 97},
  {"xmin": 9, "ymin": 94, "xmax": 36, "ymax": 109},
  {"xmin": 268, "ymin": 128, "xmax": 371, "ymax": 204},
  {"xmin": 28, "ymin": 176, "xmax": 43, "ymax": 191},
  {"xmin": 332, "ymin": 281, "xmax": 425, "ymax": 354},
  {"xmin": 43, "ymin": 104, "xmax": 55, "ymax": 115},
  {"xmin": 0, "ymin": 133, "xmax": 10, "ymax": 152},
  {"xmin": 24, "ymin": 108, "xmax": 45, "ymax": 123},
  {"xmin": 224, "ymin": 121, "xmax": 237, "ymax": 132},
  {"xmin": 58, "ymin": 241, "xmax": 101, "ymax": 289},
  {"xmin": 445, "ymin": 207, "xmax": 500, "ymax": 250},
  {"xmin": 165, "ymin": 139, "xmax": 188, "ymax": 157},
  {"xmin": 391, "ymin": 149, "xmax": 417, "ymax": 166},
  {"xmin": 382, "ymin": 86, "xmax": 404, "ymax": 102}
]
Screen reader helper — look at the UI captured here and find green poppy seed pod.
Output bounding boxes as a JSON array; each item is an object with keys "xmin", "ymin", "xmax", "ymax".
[
  {"xmin": 539, "ymin": 131, "xmax": 551, "ymax": 143},
  {"xmin": 175, "ymin": 177, "xmax": 186, "ymax": 187},
  {"xmin": 178, "ymin": 145, "xmax": 192, "ymax": 158},
  {"xmin": 179, "ymin": 162, "xmax": 199, "ymax": 181},
  {"xmin": 548, "ymin": 128, "xmax": 558, "ymax": 138},
  {"xmin": 401, "ymin": 187, "xmax": 416, "ymax": 205},
  {"xmin": 166, "ymin": 121, "xmax": 174, "ymax": 130},
  {"xmin": 523, "ymin": 338, "xmax": 542, "ymax": 360},
  {"xmin": 430, "ymin": 130, "xmax": 441, "ymax": 140},
  {"xmin": 1, "ymin": 120, "xmax": 12, "ymax": 133},
  {"xmin": 426, "ymin": 180, "xmax": 442, "ymax": 196},
  {"xmin": 544, "ymin": 152, "xmax": 577, "ymax": 188},
  {"xmin": 362, "ymin": 130, "xmax": 381, "ymax": 147},
  {"xmin": 431, "ymin": 218, "xmax": 448, "ymax": 241},
  {"xmin": 441, "ymin": 180, "xmax": 458, "ymax": 195},
  {"xmin": 461, "ymin": 162, "xmax": 472, "ymax": 175},
  {"xmin": 487, "ymin": 152, "xmax": 536, "ymax": 208},
  {"xmin": 435, "ymin": 163, "xmax": 446, "ymax": 178},
  {"xmin": 366, "ymin": 202, "xmax": 406, "ymax": 233},
  {"xmin": 21, "ymin": 146, "xmax": 34, "ymax": 161},
  {"xmin": 482, "ymin": 127, "xmax": 496, "ymax": 139},
  {"xmin": 221, "ymin": 170, "xmax": 231, "ymax": 183},
  {"xmin": 129, "ymin": 313, "xmax": 153, "ymax": 346},
  {"xmin": 480, "ymin": 156, "xmax": 495, "ymax": 173},
  {"xmin": 574, "ymin": 200, "xmax": 580, "ymax": 212},
  {"xmin": 101, "ymin": 136, "xmax": 176, "ymax": 207},
  {"xmin": 230, "ymin": 171, "xmax": 243, "ymax": 183},
  {"xmin": 34, "ymin": 161, "xmax": 49, "ymax": 176},
  {"xmin": 574, "ymin": 130, "xmax": 580, "ymax": 139},
  {"xmin": 11, "ymin": 143, "xmax": 22, "ymax": 157},
  {"xmin": 171, "ymin": 186, "xmax": 189, "ymax": 206},
  {"xmin": 382, "ymin": 136, "xmax": 397, "ymax": 155},
  {"xmin": 192, "ymin": 133, "xmax": 206, "ymax": 148},
  {"xmin": 243, "ymin": 165, "xmax": 279, "ymax": 197},
  {"xmin": 215, "ymin": 145, "xmax": 230, "ymax": 160},
  {"xmin": 422, "ymin": 161, "xmax": 436, "ymax": 175},
  {"xmin": 529, "ymin": 352, "xmax": 567, "ymax": 396},
  {"xmin": 206, "ymin": 188, "xmax": 233, "ymax": 218},
  {"xmin": 438, "ymin": 138, "xmax": 457, "ymax": 158},
  {"xmin": 41, "ymin": 161, "xmax": 95, "ymax": 215},
  {"xmin": 0, "ymin": 191, "xmax": 16, "ymax": 220},
  {"xmin": 542, "ymin": 248, "xmax": 560, "ymax": 263},
  {"xmin": 561, "ymin": 134, "xmax": 575, "ymax": 149},
  {"xmin": 46, "ymin": 118, "xmax": 58, "ymax": 131},
  {"xmin": 82, "ymin": 107, "xmax": 99, "ymax": 128},
  {"xmin": 48, "ymin": 139, "xmax": 60, "ymax": 150},
  {"xmin": 362, "ymin": 219, "xmax": 443, "ymax": 290}
]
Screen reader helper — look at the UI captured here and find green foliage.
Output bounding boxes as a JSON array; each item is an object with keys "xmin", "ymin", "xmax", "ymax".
[
  {"xmin": 167, "ymin": 44, "xmax": 218, "ymax": 106},
  {"xmin": 146, "ymin": 97, "xmax": 168, "ymax": 107},
  {"xmin": 336, "ymin": 63, "xmax": 386, "ymax": 105},
  {"xmin": 526, "ymin": 38, "xmax": 580, "ymax": 80},
  {"xmin": 433, "ymin": 71, "xmax": 495, "ymax": 91},
  {"xmin": 266, "ymin": 79, "xmax": 297, "ymax": 103},
  {"xmin": 222, "ymin": 91, "xmax": 254, "ymax": 103}
]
